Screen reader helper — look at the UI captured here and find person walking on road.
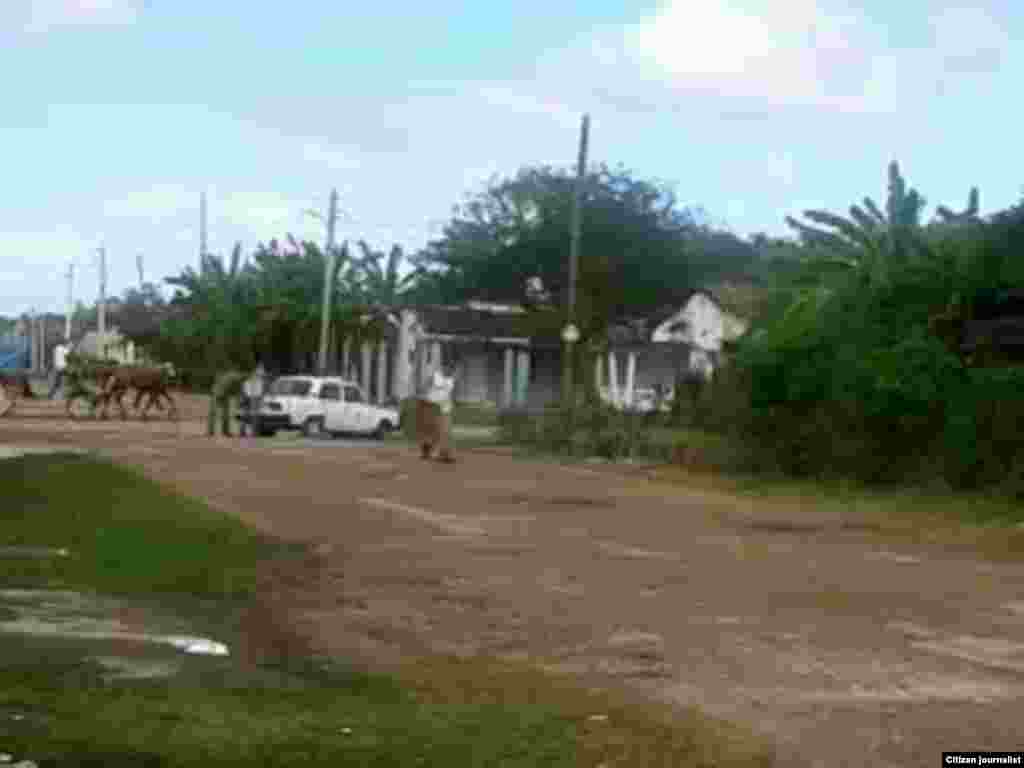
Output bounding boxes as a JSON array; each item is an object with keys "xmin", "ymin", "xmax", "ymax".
[
  {"xmin": 417, "ymin": 363, "xmax": 457, "ymax": 463},
  {"xmin": 48, "ymin": 338, "xmax": 70, "ymax": 399}
]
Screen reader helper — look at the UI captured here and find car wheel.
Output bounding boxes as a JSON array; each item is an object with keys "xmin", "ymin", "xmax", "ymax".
[
  {"xmin": 257, "ymin": 427, "xmax": 277, "ymax": 438},
  {"xmin": 373, "ymin": 419, "xmax": 393, "ymax": 440},
  {"xmin": 303, "ymin": 417, "xmax": 326, "ymax": 439}
]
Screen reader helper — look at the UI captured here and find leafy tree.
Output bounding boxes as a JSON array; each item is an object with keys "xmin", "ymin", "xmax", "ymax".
[
  {"xmin": 731, "ymin": 162, "xmax": 1023, "ymax": 489},
  {"xmin": 411, "ymin": 164, "xmax": 758, "ymax": 339}
]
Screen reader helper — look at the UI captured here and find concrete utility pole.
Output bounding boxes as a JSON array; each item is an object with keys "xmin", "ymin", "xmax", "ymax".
[
  {"xmin": 317, "ymin": 188, "xmax": 339, "ymax": 375},
  {"xmin": 200, "ymin": 190, "xmax": 209, "ymax": 266},
  {"xmin": 65, "ymin": 261, "xmax": 74, "ymax": 340},
  {"xmin": 561, "ymin": 113, "xmax": 590, "ymax": 408},
  {"xmin": 97, "ymin": 246, "xmax": 107, "ymax": 337},
  {"xmin": 136, "ymin": 253, "xmax": 144, "ymax": 286}
]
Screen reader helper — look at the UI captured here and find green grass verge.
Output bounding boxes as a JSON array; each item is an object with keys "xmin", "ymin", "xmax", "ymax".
[
  {"xmin": 1, "ymin": 453, "xmax": 269, "ymax": 598},
  {"xmin": 0, "ymin": 454, "xmax": 775, "ymax": 767}
]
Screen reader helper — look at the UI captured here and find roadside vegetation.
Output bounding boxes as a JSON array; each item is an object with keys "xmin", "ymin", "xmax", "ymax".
[
  {"xmin": 0, "ymin": 453, "xmax": 775, "ymax": 767},
  {"xmin": 47, "ymin": 158, "xmax": 1024, "ymax": 513}
]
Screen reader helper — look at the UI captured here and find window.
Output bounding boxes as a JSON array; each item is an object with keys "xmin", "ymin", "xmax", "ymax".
[
  {"xmin": 320, "ymin": 383, "xmax": 341, "ymax": 401},
  {"xmin": 344, "ymin": 386, "xmax": 363, "ymax": 403},
  {"xmin": 269, "ymin": 379, "xmax": 312, "ymax": 396}
]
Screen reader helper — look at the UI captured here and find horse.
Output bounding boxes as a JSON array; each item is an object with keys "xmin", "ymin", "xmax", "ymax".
[{"xmin": 100, "ymin": 365, "xmax": 177, "ymax": 421}]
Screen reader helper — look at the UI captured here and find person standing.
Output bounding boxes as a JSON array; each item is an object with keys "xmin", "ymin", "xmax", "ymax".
[
  {"xmin": 418, "ymin": 363, "xmax": 457, "ymax": 463},
  {"xmin": 240, "ymin": 363, "xmax": 268, "ymax": 437},
  {"xmin": 207, "ymin": 369, "xmax": 248, "ymax": 437},
  {"xmin": 48, "ymin": 338, "xmax": 70, "ymax": 399}
]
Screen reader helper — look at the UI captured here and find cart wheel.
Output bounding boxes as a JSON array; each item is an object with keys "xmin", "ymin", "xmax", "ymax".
[{"xmin": 0, "ymin": 383, "xmax": 21, "ymax": 417}]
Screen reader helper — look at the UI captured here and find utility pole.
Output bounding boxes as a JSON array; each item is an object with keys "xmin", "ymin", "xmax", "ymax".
[
  {"xmin": 136, "ymin": 253, "xmax": 145, "ymax": 286},
  {"xmin": 317, "ymin": 188, "xmax": 339, "ymax": 375},
  {"xmin": 200, "ymin": 190, "xmax": 208, "ymax": 266},
  {"xmin": 65, "ymin": 261, "xmax": 74, "ymax": 340},
  {"xmin": 97, "ymin": 246, "xmax": 107, "ymax": 337},
  {"xmin": 561, "ymin": 113, "xmax": 590, "ymax": 409}
]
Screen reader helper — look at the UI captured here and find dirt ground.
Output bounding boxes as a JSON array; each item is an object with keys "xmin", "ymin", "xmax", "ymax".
[{"xmin": 5, "ymin": 393, "xmax": 1024, "ymax": 767}]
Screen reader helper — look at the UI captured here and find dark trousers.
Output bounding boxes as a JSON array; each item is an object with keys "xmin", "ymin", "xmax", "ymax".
[{"xmin": 48, "ymin": 370, "xmax": 65, "ymax": 399}]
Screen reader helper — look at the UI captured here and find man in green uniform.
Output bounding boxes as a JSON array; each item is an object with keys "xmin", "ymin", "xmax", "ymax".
[{"xmin": 207, "ymin": 370, "xmax": 249, "ymax": 437}]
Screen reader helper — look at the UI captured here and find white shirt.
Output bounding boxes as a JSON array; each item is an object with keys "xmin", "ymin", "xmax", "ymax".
[
  {"xmin": 424, "ymin": 370, "xmax": 455, "ymax": 414},
  {"xmin": 243, "ymin": 374, "xmax": 265, "ymax": 398},
  {"xmin": 53, "ymin": 344, "xmax": 68, "ymax": 371}
]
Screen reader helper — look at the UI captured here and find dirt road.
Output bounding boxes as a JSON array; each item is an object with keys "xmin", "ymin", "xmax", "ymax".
[{"xmin": 5, "ymin": 398, "xmax": 1024, "ymax": 767}]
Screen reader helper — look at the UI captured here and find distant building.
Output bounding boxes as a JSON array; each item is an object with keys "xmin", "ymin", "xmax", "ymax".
[
  {"xmin": 319, "ymin": 290, "xmax": 750, "ymax": 411},
  {"xmin": 74, "ymin": 328, "xmax": 138, "ymax": 365}
]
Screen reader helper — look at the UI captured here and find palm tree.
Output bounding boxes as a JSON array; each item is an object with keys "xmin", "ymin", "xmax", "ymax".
[
  {"xmin": 785, "ymin": 161, "xmax": 979, "ymax": 287},
  {"xmin": 353, "ymin": 242, "xmax": 416, "ymax": 307},
  {"xmin": 164, "ymin": 243, "xmax": 255, "ymax": 373}
]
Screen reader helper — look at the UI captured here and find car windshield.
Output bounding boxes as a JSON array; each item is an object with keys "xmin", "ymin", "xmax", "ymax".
[{"xmin": 268, "ymin": 379, "xmax": 312, "ymax": 396}]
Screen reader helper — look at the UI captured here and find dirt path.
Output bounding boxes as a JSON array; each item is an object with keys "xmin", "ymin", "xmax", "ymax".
[{"xmin": 5, "ymin": 399, "xmax": 1024, "ymax": 767}]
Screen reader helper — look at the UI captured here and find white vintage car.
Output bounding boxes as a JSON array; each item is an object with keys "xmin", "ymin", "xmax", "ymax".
[{"xmin": 243, "ymin": 376, "xmax": 400, "ymax": 439}]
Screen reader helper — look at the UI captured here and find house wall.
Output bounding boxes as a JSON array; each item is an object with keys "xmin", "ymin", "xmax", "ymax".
[{"xmin": 459, "ymin": 346, "xmax": 490, "ymax": 402}]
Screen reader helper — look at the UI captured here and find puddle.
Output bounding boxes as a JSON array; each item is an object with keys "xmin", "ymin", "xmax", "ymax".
[{"xmin": 0, "ymin": 590, "xmax": 230, "ymax": 660}]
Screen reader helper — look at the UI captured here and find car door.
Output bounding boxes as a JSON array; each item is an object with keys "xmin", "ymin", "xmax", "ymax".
[
  {"xmin": 343, "ymin": 385, "xmax": 366, "ymax": 433},
  {"xmin": 318, "ymin": 382, "xmax": 343, "ymax": 431}
]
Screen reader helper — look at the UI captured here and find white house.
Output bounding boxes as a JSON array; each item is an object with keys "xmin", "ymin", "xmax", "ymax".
[
  {"xmin": 323, "ymin": 290, "xmax": 749, "ymax": 412},
  {"xmin": 74, "ymin": 329, "xmax": 139, "ymax": 365}
]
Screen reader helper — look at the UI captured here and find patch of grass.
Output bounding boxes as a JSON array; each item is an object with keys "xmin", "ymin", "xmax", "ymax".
[
  {"xmin": 0, "ymin": 453, "xmax": 269, "ymax": 598},
  {"xmin": 453, "ymin": 402, "xmax": 500, "ymax": 427},
  {"xmin": 0, "ymin": 650, "xmax": 774, "ymax": 768}
]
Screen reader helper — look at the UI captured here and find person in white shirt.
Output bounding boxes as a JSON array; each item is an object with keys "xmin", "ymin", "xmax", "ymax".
[
  {"xmin": 48, "ymin": 339, "xmax": 70, "ymax": 399},
  {"xmin": 418, "ymin": 363, "xmax": 457, "ymax": 462},
  {"xmin": 239, "ymin": 363, "xmax": 268, "ymax": 437}
]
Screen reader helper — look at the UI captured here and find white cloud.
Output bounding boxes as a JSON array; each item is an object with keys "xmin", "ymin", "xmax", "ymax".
[
  {"xmin": 523, "ymin": 0, "xmax": 1012, "ymax": 120},
  {"xmin": 25, "ymin": 0, "xmax": 140, "ymax": 31}
]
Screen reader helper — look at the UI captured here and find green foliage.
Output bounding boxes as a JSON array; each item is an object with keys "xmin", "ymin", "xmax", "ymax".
[
  {"xmin": 410, "ymin": 164, "xmax": 758, "ymax": 340},
  {"xmin": 728, "ymin": 162, "xmax": 1024, "ymax": 494}
]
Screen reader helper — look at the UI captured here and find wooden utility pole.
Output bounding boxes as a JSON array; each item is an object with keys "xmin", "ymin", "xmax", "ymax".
[
  {"xmin": 97, "ymin": 246, "xmax": 107, "ymax": 337},
  {"xmin": 561, "ymin": 113, "xmax": 590, "ymax": 408},
  {"xmin": 317, "ymin": 188, "xmax": 339, "ymax": 375},
  {"xmin": 65, "ymin": 262, "xmax": 74, "ymax": 340},
  {"xmin": 200, "ymin": 190, "xmax": 208, "ymax": 266}
]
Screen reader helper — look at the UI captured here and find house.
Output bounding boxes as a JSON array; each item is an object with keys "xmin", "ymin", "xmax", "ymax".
[
  {"xmin": 598, "ymin": 289, "xmax": 749, "ymax": 410},
  {"xmin": 74, "ymin": 328, "xmax": 139, "ymax": 365},
  {"xmin": 326, "ymin": 290, "xmax": 749, "ymax": 411}
]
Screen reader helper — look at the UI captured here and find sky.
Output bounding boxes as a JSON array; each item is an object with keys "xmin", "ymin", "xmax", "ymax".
[{"xmin": 2, "ymin": 0, "xmax": 1021, "ymax": 316}]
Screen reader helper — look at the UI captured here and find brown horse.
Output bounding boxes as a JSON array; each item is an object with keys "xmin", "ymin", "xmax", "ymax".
[{"xmin": 100, "ymin": 365, "xmax": 177, "ymax": 421}]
